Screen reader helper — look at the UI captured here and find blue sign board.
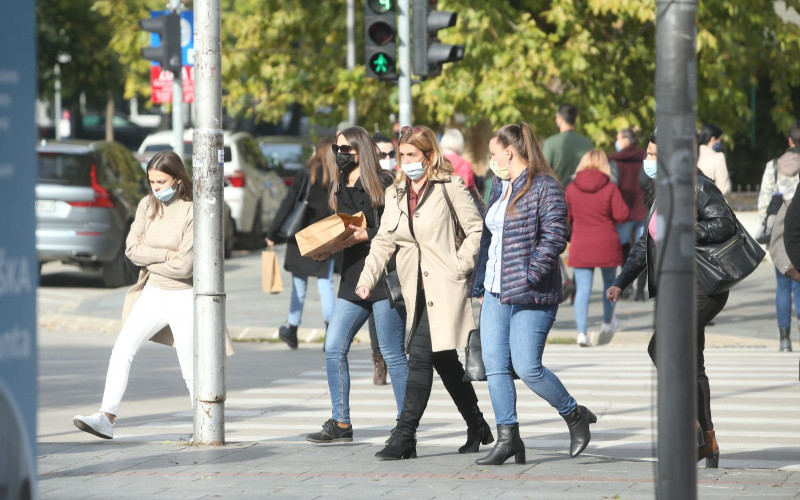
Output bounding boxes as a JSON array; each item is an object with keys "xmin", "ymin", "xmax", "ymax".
[
  {"xmin": 149, "ymin": 10, "xmax": 195, "ymax": 66},
  {"xmin": 0, "ymin": 0, "xmax": 38, "ymax": 498}
]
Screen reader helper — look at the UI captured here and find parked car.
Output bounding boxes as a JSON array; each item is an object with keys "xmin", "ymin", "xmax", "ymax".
[
  {"xmin": 256, "ymin": 135, "xmax": 313, "ymax": 187},
  {"xmin": 138, "ymin": 129, "xmax": 287, "ymax": 249},
  {"xmin": 36, "ymin": 140, "xmax": 146, "ymax": 287}
]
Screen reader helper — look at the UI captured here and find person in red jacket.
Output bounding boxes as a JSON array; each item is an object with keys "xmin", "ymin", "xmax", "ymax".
[{"xmin": 566, "ymin": 150, "xmax": 629, "ymax": 346}]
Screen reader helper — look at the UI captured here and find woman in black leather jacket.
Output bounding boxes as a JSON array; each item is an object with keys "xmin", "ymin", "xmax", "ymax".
[{"xmin": 606, "ymin": 132, "xmax": 736, "ymax": 469}]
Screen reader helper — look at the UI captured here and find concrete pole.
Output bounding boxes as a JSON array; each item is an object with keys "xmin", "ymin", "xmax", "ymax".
[
  {"xmin": 397, "ymin": 0, "xmax": 412, "ymax": 127},
  {"xmin": 346, "ymin": 0, "xmax": 357, "ymax": 125},
  {"xmin": 54, "ymin": 63, "xmax": 62, "ymax": 140},
  {"xmin": 170, "ymin": 0, "xmax": 185, "ymax": 160},
  {"xmin": 192, "ymin": 0, "xmax": 226, "ymax": 446},
  {"xmin": 655, "ymin": 0, "xmax": 698, "ymax": 497}
]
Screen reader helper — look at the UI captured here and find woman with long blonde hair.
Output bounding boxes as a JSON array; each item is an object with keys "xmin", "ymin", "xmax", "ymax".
[
  {"xmin": 566, "ymin": 150, "xmax": 629, "ymax": 346},
  {"xmin": 357, "ymin": 125, "xmax": 492, "ymax": 460}
]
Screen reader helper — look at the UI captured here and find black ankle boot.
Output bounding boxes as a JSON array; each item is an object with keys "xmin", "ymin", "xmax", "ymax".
[
  {"xmin": 780, "ymin": 327, "xmax": 792, "ymax": 352},
  {"xmin": 279, "ymin": 324, "xmax": 298, "ymax": 349},
  {"xmin": 459, "ymin": 419, "xmax": 494, "ymax": 454},
  {"xmin": 375, "ymin": 432, "xmax": 417, "ymax": 460},
  {"xmin": 475, "ymin": 424, "xmax": 526, "ymax": 465},
  {"xmin": 563, "ymin": 405, "xmax": 597, "ymax": 458}
]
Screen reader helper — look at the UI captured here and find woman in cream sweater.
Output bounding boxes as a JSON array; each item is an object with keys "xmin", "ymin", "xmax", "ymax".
[{"xmin": 73, "ymin": 151, "xmax": 195, "ymax": 439}]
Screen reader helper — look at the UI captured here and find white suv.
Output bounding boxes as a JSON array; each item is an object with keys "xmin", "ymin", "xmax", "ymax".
[{"xmin": 138, "ymin": 129, "xmax": 287, "ymax": 248}]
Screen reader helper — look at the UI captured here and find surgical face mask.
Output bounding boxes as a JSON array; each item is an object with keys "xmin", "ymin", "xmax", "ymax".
[
  {"xmin": 153, "ymin": 180, "xmax": 177, "ymax": 202},
  {"xmin": 335, "ymin": 152, "xmax": 358, "ymax": 173},
  {"xmin": 712, "ymin": 141, "xmax": 723, "ymax": 152},
  {"xmin": 401, "ymin": 161, "xmax": 425, "ymax": 181},
  {"xmin": 379, "ymin": 158, "xmax": 397, "ymax": 171},
  {"xmin": 489, "ymin": 157, "xmax": 510, "ymax": 180},
  {"xmin": 615, "ymin": 140, "xmax": 623, "ymax": 152},
  {"xmin": 643, "ymin": 159, "xmax": 657, "ymax": 179}
]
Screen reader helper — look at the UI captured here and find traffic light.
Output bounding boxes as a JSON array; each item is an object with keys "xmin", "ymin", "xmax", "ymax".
[
  {"xmin": 365, "ymin": 0, "xmax": 397, "ymax": 80},
  {"xmin": 140, "ymin": 12, "xmax": 182, "ymax": 76},
  {"xmin": 412, "ymin": 0, "xmax": 464, "ymax": 78}
]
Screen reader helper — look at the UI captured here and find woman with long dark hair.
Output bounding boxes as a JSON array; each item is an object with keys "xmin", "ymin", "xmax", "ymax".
[
  {"xmin": 469, "ymin": 123, "xmax": 597, "ymax": 465},
  {"xmin": 73, "ymin": 151, "xmax": 196, "ymax": 439},
  {"xmin": 266, "ymin": 138, "xmax": 338, "ymax": 348},
  {"xmin": 304, "ymin": 126, "xmax": 409, "ymax": 443}
]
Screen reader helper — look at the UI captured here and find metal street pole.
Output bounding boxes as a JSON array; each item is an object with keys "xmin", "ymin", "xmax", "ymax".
[
  {"xmin": 346, "ymin": 0, "xmax": 357, "ymax": 125},
  {"xmin": 54, "ymin": 63, "xmax": 62, "ymax": 140},
  {"xmin": 655, "ymin": 0, "xmax": 698, "ymax": 497},
  {"xmin": 170, "ymin": 0, "xmax": 185, "ymax": 160},
  {"xmin": 192, "ymin": 0, "xmax": 226, "ymax": 446},
  {"xmin": 397, "ymin": 0, "xmax": 412, "ymax": 127}
]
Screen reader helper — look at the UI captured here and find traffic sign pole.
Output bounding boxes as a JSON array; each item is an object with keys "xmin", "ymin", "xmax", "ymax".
[{"xmin": 169, "ymin": 0, "xmax": 184, "ymax": 161}]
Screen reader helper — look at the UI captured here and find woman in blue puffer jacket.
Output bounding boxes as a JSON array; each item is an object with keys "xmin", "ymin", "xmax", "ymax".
[{"xmin": 469, "ymin": 122, "xmax": 597, "ymax": 465}]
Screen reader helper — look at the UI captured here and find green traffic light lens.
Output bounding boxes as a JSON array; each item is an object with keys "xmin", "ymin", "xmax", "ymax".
[
  {"xmin": 369, "ymin": 52, "xmax": 394, "ymax": 74},
  {"xmin": 368, "ymin": 0, "xmax": 393, "ymax": 14}
]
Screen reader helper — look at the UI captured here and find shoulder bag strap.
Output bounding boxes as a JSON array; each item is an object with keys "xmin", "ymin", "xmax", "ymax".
[{"xmin": 440, "ymin": 183, "xmax": 463, "ymax": 233}]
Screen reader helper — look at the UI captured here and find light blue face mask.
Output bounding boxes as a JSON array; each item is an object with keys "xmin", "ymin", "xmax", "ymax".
[
  {"xmin": 401, "ymin": 161, "xmax": 425, "ymax": 181},
  {"xmin": 643, "ymin": 159, "xmax": 657, "ymax": 179},
  {"xmin": 615, "ymin": 140, "xmax": 623, "ymax": 152},
  {"xmin": 153, "ymin": 180, "xmax": 177, "ymax": 202}
]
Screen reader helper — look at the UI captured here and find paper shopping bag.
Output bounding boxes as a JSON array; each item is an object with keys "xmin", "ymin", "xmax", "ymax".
[
  {"xmin": 261, "ymin": 250, "xmax": 283, "ymax": 294},
  {"xmin": 296, "ymin": 211, "xmax": 366, "ymax": 257}
]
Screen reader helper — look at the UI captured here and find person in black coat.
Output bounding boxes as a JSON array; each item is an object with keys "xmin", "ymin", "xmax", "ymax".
[
  {"xmin": 607, "ymin": 131, "xmax": 737, "ymax": 469},
  {"xmin": 266, "ymin": 138, "xmax": 338, "ymax": 349}
]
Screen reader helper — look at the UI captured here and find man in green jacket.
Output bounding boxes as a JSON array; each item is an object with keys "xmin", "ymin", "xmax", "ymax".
[{"xmin": 543, "ymin": 104, "xmax": 594, "ymax": 186}]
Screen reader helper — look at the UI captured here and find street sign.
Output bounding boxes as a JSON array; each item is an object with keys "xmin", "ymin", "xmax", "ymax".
[
  {"xmin": 150, "ymin": 65, "xmax": 195, "ymax": 104},
  {"xmin": 0, "ymin": 1, "xmax": 38, "ymax": 498}
]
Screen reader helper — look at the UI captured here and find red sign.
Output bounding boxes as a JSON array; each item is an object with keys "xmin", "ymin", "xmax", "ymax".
[{"xmin": 150, "ymin": 66, "xmax": 194, "ymax": 104}]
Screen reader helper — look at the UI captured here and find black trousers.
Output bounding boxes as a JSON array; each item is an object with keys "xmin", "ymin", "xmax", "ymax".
[
  {"xmin": 400, "ymin": 292, "xmax": 482, "ymax": 432},
  {"xmin": 648, "ymin": 283, "xmax": 728, "ymax": 431},
  {"xmin": 368, "ymin": 314, "xmax": 380, "ymax": 355}
]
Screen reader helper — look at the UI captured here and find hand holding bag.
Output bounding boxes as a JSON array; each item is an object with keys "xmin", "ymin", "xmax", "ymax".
[{"xmin": 277, "ymin": 172, "xmax": 312, "ymax": 239}]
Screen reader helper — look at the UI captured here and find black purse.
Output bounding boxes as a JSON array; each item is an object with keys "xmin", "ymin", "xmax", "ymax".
[
  {"xmin": 277, "ymin": 172, "xmax": 312, "ymax": 239},
  {"xmin": 462, "ymin": 308, "xmax": 520, "ymax": 383},
  {"xmin": 696, "ymin": 217, "xmax": 765, "ymax": 295},
  {"xmin": 382, "ymin": 266, "xmax": 404, "ymax": 309}
]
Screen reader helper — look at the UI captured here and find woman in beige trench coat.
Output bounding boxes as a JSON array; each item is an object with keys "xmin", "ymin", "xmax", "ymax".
[{"xmin": 357, "ymin": 125, "xmax": 491, "ymax": 460}]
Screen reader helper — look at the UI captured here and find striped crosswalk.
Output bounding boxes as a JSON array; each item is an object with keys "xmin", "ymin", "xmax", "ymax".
[{"xmin": 133, "ymin": 346, "xmax": 800, "ymax": 470}]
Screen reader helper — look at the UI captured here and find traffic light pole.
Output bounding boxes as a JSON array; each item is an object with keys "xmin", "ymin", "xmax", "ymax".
[
  {"xmin": 655, "ymin": 0, "xmax": 698, "ymax": 497},
  {"xmin": 346, "ymin": 0, "xmax": 357, "ymax": 125},
  {"xmin": 193, "ymin": 0, "xmax": 226, "ymax": 446},
  {"xmin": 169, "ymin": 0, "xmax": 184, "ymax": 161},
  {"xmin": 397, "ymin": 0, "xmax": 412, "ymax": 128}
]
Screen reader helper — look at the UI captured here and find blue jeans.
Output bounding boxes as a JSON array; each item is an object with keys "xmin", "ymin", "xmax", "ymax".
[
  {"xmin": 288, "ymin": 259, "xmax": 335, "ymax": 326},
  {"xmin": 324, "ymin": 298, "xmax": 408, "ymax": 424},
  {"xmin": 480, "ymin": 292, "xmax": 577, "ymax": 425},
  {"xmin": 573, "ymin": 267, "xmax": 618, "ymax": 333},
  {"xmin": 617, "ymin": 220, "xmax": 646, "ymax": 245},
  {"xmin": 775, "ymin": 267, "xmax": 800, "ymax": 329}
]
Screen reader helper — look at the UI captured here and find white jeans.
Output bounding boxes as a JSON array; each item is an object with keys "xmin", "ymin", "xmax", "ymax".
[{"xmin": 100, "ymin": 285, "xmax": 194, "ymax": 416}]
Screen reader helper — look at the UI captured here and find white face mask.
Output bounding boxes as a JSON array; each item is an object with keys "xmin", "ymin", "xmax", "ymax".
[
  {"xmin": 643, "ymin": 159, "xmax": 657, "ymax": 179},
  {"xmin": 379, "ymin": 158, "xmax": 397, "ymax": 171},
  {"xmin": 401, "ymin": 161, "xmax": 425, "ymax": 181}
]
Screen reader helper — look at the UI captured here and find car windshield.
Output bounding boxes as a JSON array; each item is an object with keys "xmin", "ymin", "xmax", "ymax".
[
  {"xmin": 38, "ymin": 152, "xmax": 92, "ymax": 186},
  {"xmin": 259, "ymin": 143, "xmax": 305, "ymax": 171}
]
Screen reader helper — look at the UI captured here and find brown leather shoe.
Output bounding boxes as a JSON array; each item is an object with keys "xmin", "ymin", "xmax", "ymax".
[
  {"xmin": 372, "ymin": 352, "xmax": 387, "ymax": 386},
  {"xmin": 697, "ymin": 429, "xmax": 719, "ymax": 468}
]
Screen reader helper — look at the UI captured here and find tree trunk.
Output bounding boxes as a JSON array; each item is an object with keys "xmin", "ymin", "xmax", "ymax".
[{"xmin": 105, "ymin": 92, "xmax": 114, "ymax": 142}]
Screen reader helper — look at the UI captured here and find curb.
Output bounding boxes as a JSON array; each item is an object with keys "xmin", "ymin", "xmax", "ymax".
[{"xmin": 38, "ymin": 312, "xmax": 777, "ymax": 348}]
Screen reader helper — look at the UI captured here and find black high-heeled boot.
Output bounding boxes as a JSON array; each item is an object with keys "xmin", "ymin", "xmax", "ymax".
[
  {"xmin": 278, "ymin": 324, "xmax": 298, "ymax": 349},
  {"xmin": 376, "ymin": 381, "xmax": 430, "ymax": 460},
  {"xmin": 375, "ymin": 432, "xmax": 417, "ymax": 460},
  {"xmin": 459, "ymin": 417, "xmax": 494, "ymax": 454},
  {"xmin": 475, "ymin": 423, "xmax": 526, "ymax": 465},
  {"xmin": 780, "ymin": 327, "xmax": 792, "ymax": 352},
  {"xmin": 563, "ymin": 405, "xmax": 597, "ymax": 458}
]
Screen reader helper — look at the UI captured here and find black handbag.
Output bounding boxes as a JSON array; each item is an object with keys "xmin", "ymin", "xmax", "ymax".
[
  {"xmin": 462, "ymin": 310, "xmax": 520, "ymax": 383},
  {"xmin": 276, "ymin": 172, "xmax": 312, "ymax": 239},
  {"xmin": 382, "ymin": 266, "xmax": 404, "ymax": 308},
  {"xmin": 756, "ymin": 160, "xmax": 781, "ymax": 245},
  {"xmin": 696, "ymin": 217, "xmax": 766, "ymax": 295}
]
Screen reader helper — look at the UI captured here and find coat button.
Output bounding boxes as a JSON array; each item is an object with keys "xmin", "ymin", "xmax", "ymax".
[
  {"xmin": 427, "ymin": 301, "xmax": 433, "ymax": 307},
  {"xmin": 414, "ymin": 212, "xmax": 420, "ymax": 218},
  {"xmin": 423, "ymin": 271, "xmax": 429, "ymax": 277}
]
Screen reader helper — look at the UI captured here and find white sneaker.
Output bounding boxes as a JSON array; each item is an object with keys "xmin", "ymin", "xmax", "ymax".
[
  {"xmin": 73, "ymin": 412, "xmax": 114, "ymax": 439},
  {"xmin": 577, "ymin": 332, "xmax": 592, "ymax": 347},
  {"xmin": 601, "ymin": 316, "xmax": 620, "ymax": 334}
]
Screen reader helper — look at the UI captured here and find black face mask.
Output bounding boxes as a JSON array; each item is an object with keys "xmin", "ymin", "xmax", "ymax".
[{"xmin": 336, "ymin": 152, "xmax": 358, "ymax": 173}]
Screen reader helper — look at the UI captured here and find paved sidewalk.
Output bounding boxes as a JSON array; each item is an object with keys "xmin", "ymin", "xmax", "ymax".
[{"xmin": 37, "ymin": 440, "xmax": 800, "ymax": 500}]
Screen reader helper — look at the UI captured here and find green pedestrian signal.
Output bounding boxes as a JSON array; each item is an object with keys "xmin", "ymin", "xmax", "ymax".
[
  {"xmin": 370, "ymin": 53, "xmax": 391, "ymax": 74},
  {"xmin": 365, "ymin": 0, "xmax": 397, "ymax": 79}
]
